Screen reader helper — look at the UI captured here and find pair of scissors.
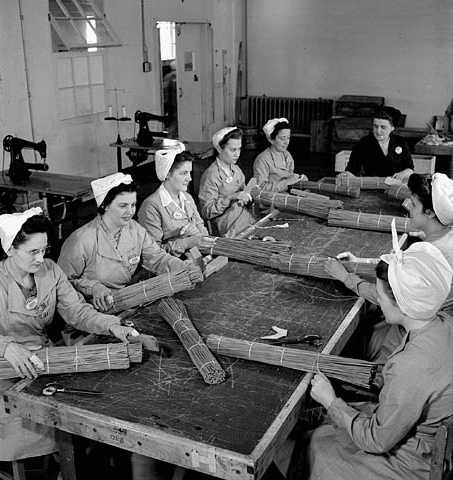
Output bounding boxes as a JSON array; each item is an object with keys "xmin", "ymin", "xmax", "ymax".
[
  {"xmin": 42, "ymin": 382, "xmax": 104, "ymax": 397},
  {"xmin": 265, "ymin": 334, "xmax": 323, "ymax": 347}
]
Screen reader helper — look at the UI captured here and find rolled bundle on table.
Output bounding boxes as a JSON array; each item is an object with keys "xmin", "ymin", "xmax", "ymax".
[
  {"xmin": 293, "ymin": 179, "xmax": 361, "ymax": 198},
  {"xmin": 0, "ymin": 342, "xmax": 139, "ymax": 380},
  {"xmin": 200, "ymin": 237, "xmax": 291, "ymax": 267},
  {"xmin": 206, "ymin": 335, "xmax": 380, "ymax": 389},
  {"xmin": 251, "ymin": 188, "xmax": 343, "ymax": 220},
  {"xmin": 386, "ymin": 183, "xmax": 410, "ymax": 200},
  {"xmin": 337, "ymin": 176, "xmax": 388, "ymax": 190},
  {"xmin": 269, "ymin": 252, "xmax": 377, "ymax": 282},
  {"xmin": 106, "ymin": 270, "xmax": 194, "ymax": 313},
  {"xmin": 327, "ymin": 209, "xmax": 412, "ymax": 233},
  {"xmin": 157, "ymin": 297, "xmax": 226, "ymax": 385}
]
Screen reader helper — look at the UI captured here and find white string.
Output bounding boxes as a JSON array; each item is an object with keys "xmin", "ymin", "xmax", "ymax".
[
  {"xmin": 356, "ymin": 211, "xmax": 362, "ymax": 227},
  {"xmin": 74, "ymin": 346, "xmax": 79, "ymax": 373},
  {"xmin": 311, "ymin": 352, "xmax": 322, "ymax": 373},
  {"xmin": 106, "ymin": 344, "xmax": 111, "ymax": 370},
  {"xmin": 307, "ymin": 254, "xmax": 315, "ymax": 275},
  {"xmin": 188, "ymin": 338, "xmax": 203, "ymax": 353},
  {"xmin": 46, "ymin": 347, "xmax": 50, "ymax": 375},
  {"xmin": 288, "ymin": 253, "xmax": 295, "ymax": 273},
  {"xmin": 271, "ymin": 192, "xmax": 277, "ymax": 208},
  {"xmin": 167, "ymin": 273, "xmax": 174, "ymax": 294},
  {"xmin": 296, "ymin": 196, "xmax": 302, "ymax": 211},
  {"xmin": 280, "ymin": 346, "xmax": 286, "ymax": 365},
  {"xmin": 247, "ymin": 341, "xmax": 255, "ymax": 360},
  {"xmin": 284, "ymin": 194, "xmax": 288, "ymax": 209},
  {"xmin": 216, "ymin": 335, "xmax": 223, "ymax": 354},
  {"xmin": 377, "ymin": 212, "xmax": 381, "ymax": 230},
  {"xmin": 142, "ymin": 281, "xmax": 148, "ymax": 301}
]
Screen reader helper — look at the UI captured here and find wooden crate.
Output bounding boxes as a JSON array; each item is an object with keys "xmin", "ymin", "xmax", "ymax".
[{"xmin": 335, "ymin": 95, "xmax": 384, "ymax": 117}]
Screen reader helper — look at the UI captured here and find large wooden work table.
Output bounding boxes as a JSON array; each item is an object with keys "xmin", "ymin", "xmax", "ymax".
[{"xmin": 4, "ymin": 191, "xmax": 405, "ymax": 480}]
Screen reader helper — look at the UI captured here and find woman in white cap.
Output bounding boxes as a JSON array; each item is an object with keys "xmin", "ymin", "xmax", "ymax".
[
  {"xmin": 253, "ymin": 118, "xmax": 308, "ymax": 192},
  {"xmin": 198, "ymin": 127, "xmax": 256, "ymax": 237},
  {"xmin": 337, "ymin": 107, "xmax": 414, "ymax": 181},
  {"xmin": 325, "ymin": 173, "xmax": 453, "ymax": 363},
  {"xmin": 0, "ymin": 208, "xmax": 135, "ymax": 464},
  {"xmin": 58, "ymin": 172, "xmax": 188, "ymax": 312},
  {"xmin": 300, "ymin": 235, "xmax": 453, "ymax": 480},
  {"xmin": 138, "ymin": 149, "xmax": 215, "ymax": 257}
]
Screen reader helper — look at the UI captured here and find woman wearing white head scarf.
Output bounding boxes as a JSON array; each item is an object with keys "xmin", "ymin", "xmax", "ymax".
[
  {"xmin": 325, "ymin": 173, "xmax": 453, "ymax": 363},
  {"xmin": 253, "ymin": 118, "xmax": 308, "ymax": 192},
  {"xmin": 138, "ymin": 149, "xmax": 215, "ymax": 257},
  {"xmin": 58, "ymin": 172, "xmax": 188, "ymax": 312},
  {"xmin": 300, "ymin": 239, "xmax": 453, "ymax": 480},
  {"xmin": 0, "ymin": 208, "xmax": 135, "ymax": 462},
  {"xmin": 198, "ymin": 127, "xmax": 256, "ymax": 237}
]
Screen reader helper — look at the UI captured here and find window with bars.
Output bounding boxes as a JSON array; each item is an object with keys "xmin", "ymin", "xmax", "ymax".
[
  {"xmin": 57, "ymin": 53, "xmax": 106, "ymax": 119},
  {"xmin": 49, "ymin": 0, "xmax": 121, "ymax": 52}
]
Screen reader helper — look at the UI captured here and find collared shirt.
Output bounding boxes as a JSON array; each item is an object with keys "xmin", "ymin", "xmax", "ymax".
[{"xmin": 159, "ymin": 184, "xmax": 187, "ymax": 213}]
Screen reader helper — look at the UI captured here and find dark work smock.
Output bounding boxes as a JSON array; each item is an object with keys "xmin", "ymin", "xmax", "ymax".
[{"xmin": 346, "ymin": 133, "xmax": 413, "ymax": 177}]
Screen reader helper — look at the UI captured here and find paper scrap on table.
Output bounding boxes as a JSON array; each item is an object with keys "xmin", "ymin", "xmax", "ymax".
[
  {"xmin": 260, "ymin": 326, "xmax": 288, "ymax": 340},
  {"xmin": 384, "ymin": 177, "xmax": 402, "ymax": 186}
]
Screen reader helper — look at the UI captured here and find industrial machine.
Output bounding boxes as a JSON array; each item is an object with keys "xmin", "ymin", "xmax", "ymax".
[
  {"xmin": 134, "ymin": 110, "xmax": 169, "ymax": 146},
  {"xmin": 3, "ymin": 135, "xmax": 48, "ymax": 185}
]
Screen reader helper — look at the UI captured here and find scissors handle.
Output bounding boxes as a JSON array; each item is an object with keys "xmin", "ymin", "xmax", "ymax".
[{"xmin": 42, "ymin": 386, "xmax": 103, "ymax": 396}]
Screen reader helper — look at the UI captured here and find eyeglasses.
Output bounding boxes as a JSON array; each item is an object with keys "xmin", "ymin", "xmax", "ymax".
[{"xmin": 16, "ymin": 245, "xmax": 51, "ymax": 258}]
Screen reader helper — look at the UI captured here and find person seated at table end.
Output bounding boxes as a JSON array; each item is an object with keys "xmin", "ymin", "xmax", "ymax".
[
  {"xmin": 198, "ymin": 126, "xmax": 256, "ymax": 237},
  {"xmin": 299, "ymin": 239, "xmax": 453, "ymax": 480},
  {"xmin": 0, "ymin": 207, "xmax": 135, "ymax": 464},
  {"xmin": 253, "ymin": 117, "xmax": 308, "ymax": 192},
  {"xmin": 58, "ymin": 172, "xmax": 192, "ymax": 312},
  {"xmin": 325, "ymin": 172, "xmax": 453, "ymax": 366},
  {"xmin": 337, "ymin": 106, "xmax": 413, "ymax": 182},
  {"xmin": 137, "ymin": 147, "xmax": 215, "ymax": 258}
]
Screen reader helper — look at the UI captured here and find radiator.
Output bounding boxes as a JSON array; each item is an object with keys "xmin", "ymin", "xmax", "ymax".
[{"xmin": 246, "ymin": 96, "xmax": 333, "ymax": 134}]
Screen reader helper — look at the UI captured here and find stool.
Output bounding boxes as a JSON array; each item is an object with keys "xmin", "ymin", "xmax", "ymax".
[{"xmin": 430, "ymin": 414, "xmax": 453, "ymax": 480}]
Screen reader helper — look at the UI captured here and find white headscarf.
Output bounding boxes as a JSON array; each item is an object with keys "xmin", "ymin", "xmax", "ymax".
[
  {"xmin": 432, "ymin": 173, "xmax": 453, "ymax": 225},
  {"xmin": 212, "ymin": 127, "xmax": 238, "ymax": 151},
  {"xmin": 263, "ymin": 118, "xmax": 289, "ymax": 142},
  {"xmin": 155, "ymin": 143, "xmax": 186, "ymax": 181},
  {"xmin": 380, "ymin": 219, "xmax": 452, "ymax": 320},
  {"xmin": 0, "ymin": 207, "xmax": 43, "ymax": 253},
  {"xmin": 91, "ymin": 173, "xmax": 133, "ymax": 207}
]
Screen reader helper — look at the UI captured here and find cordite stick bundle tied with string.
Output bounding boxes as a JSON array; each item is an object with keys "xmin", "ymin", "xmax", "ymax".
[
  {"xmin": 386, "ymin": 183, "xmax": 410, "ymax": 200},
  {"xmin": 0, "ymin": 342, "xmax": 142, "ymax": 380},
  {"xmin": 269, "ymin": 252, "xmax": 377, "ymax": 282},
  {"xmin": 106, "ymin": 269, "xmax": 194, "ymax": 314},
  {"xmin": 157, "ymin": 297, "xmax": 226, "ymax": 385},
  {"xmin": 327, "ymin": 210, "xmax": 413, "ymax": 233},
  {"xmin": 337, "ymin": 176, "xmax": 388, "ymax": 190},
  {"xmin": 251, "ymin": 188, "xmax": 343, "ymax": 219},
  {"xmin": 206, "ymin": 335, "xmax": 380, "ymax": 389},
  {"xmin": 292, "ymin": 180, "xmax": 361, "ymax": 198},
  {"xmin": 200, "ymin": 237, "xmax": 291, "ymax": 267}
]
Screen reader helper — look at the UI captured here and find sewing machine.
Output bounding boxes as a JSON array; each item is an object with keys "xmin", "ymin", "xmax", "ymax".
[
  {"xmin": 3, "ymin": 135, "xmax": 48, "ymax": 185},
  {"xmin": 134, "ymin": 110, "xmax": 168, "ymax": 147}
]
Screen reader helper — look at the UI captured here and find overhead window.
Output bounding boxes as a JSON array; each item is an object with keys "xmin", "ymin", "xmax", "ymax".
[
  {"xmin": 49, "ymin": 0, "xmax": 121, "ymax": 52},
  {"xmin": 57, "ymin": 53, "xmax": 106, "ymax": 119}
]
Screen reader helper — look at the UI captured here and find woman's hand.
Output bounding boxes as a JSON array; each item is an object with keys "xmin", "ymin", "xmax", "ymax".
[
  {"xmin": 310, "ymin": 371, "xmax": 337, "ymax": 409},
  {"xmin": 184, "ymin": 235, "xmax": 216, "ymax": 250},
  {"xmin": 336, "ymin": 171, "xmax": 356, "ymax": 185},
  {"xmin": 109, "ymin": 324, "xmax": 139, "ymax": 342},
  {"xmin": 236, "ymin": 191, "xmax": 252, "ymax": 207},
  {"xmin": 286, "ymin": 173, "xmax": 302, "ymax": 186},
  {"xmin": 324, "ymin": 258, "xmax": 349, "ymax": 283},
  {"xmin": 299, "ymin": 173, "xmax": 309, "ymax": 182},
  {"xmin": 180, "ymin": 224, "xmax": 200, "ymax": 237},
  {"xmin": 393, "ymin": 168, "xmax": 413, "ymax": 183},
  {"xmin": 4, "ymin": 343, "xmax": 43, "ymax": 379},
  {"xmin": 91, "ymin": 283, "xmax": 114, "ymax": 312},
  {"xmin": 336, "ymin": 251, "xmax": 359, "ymax": 262}
]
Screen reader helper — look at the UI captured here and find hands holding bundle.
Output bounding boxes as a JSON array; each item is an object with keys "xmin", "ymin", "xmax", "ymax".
[
  {"xmin": 235, "ymin": 191, "xmax": 253, "ymax": 207},
  {"xmin": 109, "ymin": 324, "xmax": 140, "ymax": 342},
  {"xmin": 4, "ymin": 343, "xmax": 43, "ymax": 379},
  {"xmin": 287, "ymin": 173, "xmax": 308, "ymax": 187},
  {"xmin": 180, "ymin": 224, "xmax": 216, "ymax": 250},
  {"xmin": 310, "ymin": 371, "xmax": 337, "ymax": 409},
  {"xmin": 92, "ymin": 283, "xmax": 114, "ymax": 312}
]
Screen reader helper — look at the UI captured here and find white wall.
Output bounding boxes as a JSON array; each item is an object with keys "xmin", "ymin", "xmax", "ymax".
[
  {"xmin": 247, "ymin": 0, "xmax": 453, "ymax": 128},
  {"xmin": 0, "ymin": 0, "xmax": 244, "ymax": 178}
]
